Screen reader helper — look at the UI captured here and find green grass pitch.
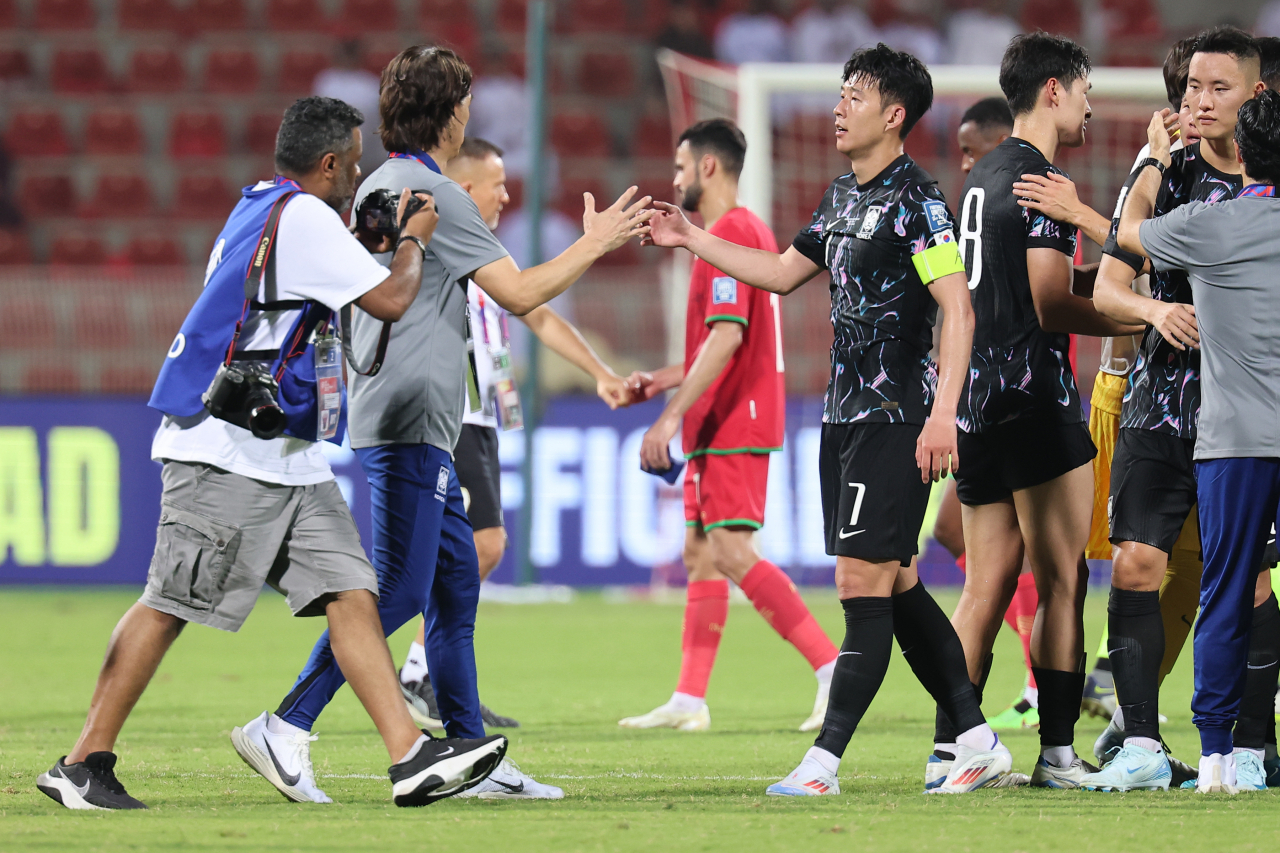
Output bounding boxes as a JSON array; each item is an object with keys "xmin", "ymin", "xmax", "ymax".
[{"xmin": 3, "ymin": 586, "xmax": 1280, "ymax": 852}]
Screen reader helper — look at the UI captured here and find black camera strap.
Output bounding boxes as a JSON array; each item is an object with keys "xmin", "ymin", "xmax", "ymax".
[
  {"xmin": 340, "ymin": 305, "xmax": 391, "ymax": 377},
  {"xmin": 224, "ymin": 191, "xmax": 298, "ymax": 366}
]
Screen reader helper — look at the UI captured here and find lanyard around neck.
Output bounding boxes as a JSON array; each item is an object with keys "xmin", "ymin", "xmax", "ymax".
[{"xmin": 388, "ymin": 150, "xmax": 442, "ymax": 174}]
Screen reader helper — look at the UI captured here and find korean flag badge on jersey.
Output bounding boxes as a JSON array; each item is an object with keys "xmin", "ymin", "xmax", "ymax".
[
  {"xmin": 712, "ymin": 276, "xmax": 738, "ymax": 305},
  {"xmin": 922, "ymin": 199, "xmax": 950, "ymax": 234}
]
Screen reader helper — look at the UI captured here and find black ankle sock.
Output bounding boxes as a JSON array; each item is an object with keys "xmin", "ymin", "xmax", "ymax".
[
  {"xmin": 1093, "ymin": 657, "xmax": 1112, "ymax": 673},
  {"xmin": 1236, "ymin": 594, "xmax": 1280, "ymax": 751},
  {"xmin": 933, "ymin": 652, "xmax": 991, "ymax": 745},
  {"xmin": 814, "ymin": 596, "xmax": 894, "ymax": 759},
  {"xmin": 1034, "ymin": 667, "xmax": 1085, "ymax": 749},
  {"xmin": 893, "ymin": 582, "xmax": 986, "ymax": 735},
  {"xmin": 1107, "ymin": 586, "xmax": 1163, "ymax": 741}
]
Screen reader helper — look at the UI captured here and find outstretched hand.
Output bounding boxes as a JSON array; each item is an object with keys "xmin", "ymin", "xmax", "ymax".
[
  {"xmin": 1014, "ymin": 172, "xmax": 1082, "ymax": 225},
  {"xmin": 1148, "ymin": 108, "xmax": 1175, "ymax": 164},
  {"xmin": 641, "ymin": 201, "xmax": 695, "ymax": 249},
  {"xmin": 583, "ymin": 187, "xmax": 654, "ymax": 254}
]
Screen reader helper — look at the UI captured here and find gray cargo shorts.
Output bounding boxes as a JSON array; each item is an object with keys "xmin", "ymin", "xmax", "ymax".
[{"xmin": 139, "ymin": 460, "xmax": 378, "ymax": 632}]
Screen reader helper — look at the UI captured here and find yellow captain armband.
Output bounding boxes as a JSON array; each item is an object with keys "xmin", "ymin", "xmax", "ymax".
[{"xmin": 911, "ymin": 231, "xmax": 965, "ymax": 285}]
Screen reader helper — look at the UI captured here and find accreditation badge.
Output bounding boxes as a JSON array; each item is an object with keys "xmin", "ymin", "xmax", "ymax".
[{"xmin": 314, "ymin": 333, "xmax": 342, "ymax": 440}]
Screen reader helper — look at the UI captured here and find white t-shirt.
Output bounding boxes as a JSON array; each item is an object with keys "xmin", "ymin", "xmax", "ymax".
[
  {"xmin": 151, "ymin": 186, "xmax": 391, "ymax": 486},
  {"xmin": 463, "ymin": 282, "xmax": 505, "ymax": 429}
]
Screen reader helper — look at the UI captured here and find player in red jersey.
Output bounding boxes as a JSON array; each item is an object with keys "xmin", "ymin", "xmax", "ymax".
[{"xmin": 619, "ymin": 119, "xmax": 838, "ymax": 732}]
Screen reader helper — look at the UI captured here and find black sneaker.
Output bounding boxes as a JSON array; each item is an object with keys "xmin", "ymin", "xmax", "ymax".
[
  {"xmin": 399, "ymin": 677, "xmax": 444, "ymax": 730},
  {"xmin": 37, "ymin": 752, "xmax": 148, "ymax": 810},
  {"xmin": 389, "ymin": 733, "xmax": 507, "ymax": 807},
  {"xmin": 480, "ymin": 703, "xmax": 521, "ymax": 729}
]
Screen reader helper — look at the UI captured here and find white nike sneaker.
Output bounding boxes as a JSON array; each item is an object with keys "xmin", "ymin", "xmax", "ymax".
[
  {"xmin": 231, "ymin": 712, "xmax": 332, "ymax": 803},
  {"xmin": 1030, "ymin": 754, "xmax": 1099, "ymax": 789},
  {"xmin": 1196, "ymin": 753, "xmax": 1238, "ymax": 794},
  {"xmin": 928, "ymin": 741, "xmax": 1014, "ymax": 794},
  {"xmin": 799, "ymin": 679, "xmax": 830, "ymax": 732},
  {"xmin": 618, "ymin": 702, "xmax": 710, "ymax": 731},
  {"xmin": 454, "ymin": 757, "xmax": 564, "ymax": 800},
  {"xmin": 766, "ymin": 756, "xmax": 840, "ymax": 796}
]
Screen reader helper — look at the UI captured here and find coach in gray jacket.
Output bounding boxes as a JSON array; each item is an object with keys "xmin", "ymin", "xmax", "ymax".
[{"xmin": 1117, "ymin": 88, "xmax": 1280, "ymax": 792}]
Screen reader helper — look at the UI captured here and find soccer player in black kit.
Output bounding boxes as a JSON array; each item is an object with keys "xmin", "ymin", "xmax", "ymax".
[
  {"xmin": 941, "ymin": 32, "xmax": 1145, "ymax": 789},
  {"xmin": 644, "ymin": 45, "xmax": 1014, "ymax": 795}
]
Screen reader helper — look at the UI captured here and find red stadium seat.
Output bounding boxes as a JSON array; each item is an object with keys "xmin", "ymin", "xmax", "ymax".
[
  {"xmin": 360, "ymin": 45, "xmax": 400, "ymax": 77},
  {"xmin": 117, "ymin": 0, "xmax": 179, "ymax": 30},
  {"xmin": 172, "ymin": 173, "xmax": 235, "ymax": 219},
  {"xmin": 418, "ymin": 0, "xmax": 476, "ymax": 52},
  {"xmin": 50, "ymin": 48, "xmax": 111, "ymax": 94},
  {"xmin": 5, "ymin": 110, "xmax": 72, "ymax": 157},
  {"xmin": 265, "ymin": 0, "xmax": 327, "ymax": 30},
  {"xmin": 494, "ymin": 0, "xmax": 526, "ymax": 32},
  {"xmin": 634, "ymin": 115, "xmax": 673, "ymax": 158},
  {"xmin": 34, "ymin": 0, "xmax": 95, "ymax": 29},
  {"xmin": 84, "ymin": 109, "xmax": 145, "ymax": 156},
  {"xmin": 336, "ymin": 0, "xmax": 399, "ymax": 31},
  {"xmin": 124, "ymin": 235, "xmax": 185, "ymax": 265},
  {"xmin": 20, "ymin": 174, "xmax": 77, "ymax": 219},
  {"xmin": 185, "ymin": 0, "xmax": 247, "ymax": 30},
  {"xmin": 0, "ymin": 48, "xmax": 32, "ymax": 83},
  {"xmin": 99, "ymin": 366, "xmax": 156, "ymax": 394},
  {"xmin": 277, "ymin": 49, "xmax": 329, "ymax": 92},
  {"xmin": 0, "ymin": 230, "xmax": 34, "ymax": 264},
  {"xmin": 203, "ymin": 48, "xmax": 260, "ymax": 94},
  {"xmin": 73, "ymin": 297, "xmax": 130, "ymax": 349},
  {"xmin": 1019, "ymin": 0, "xmax": 1081, "ymax": 40},
  {"xmin": 0, "ymin": 299, "xmax": 55, "ymax": 347},
  {"xmin": 48, "ymin": 232, "xmax": 107, "ymax": 265},
  {"xmin": 550, "ymin": 112, "xmax": 611, "ymax": 157},
  {"xmin": 561, "ymin": 0, "xmax": 628, "ymax": 33},
  {"xmin": 80, "ymin": 173, "xmax": 155, "ymax": 218},
  {"xmin": 578, "ymin": 52, "xmax": 634, "ymax": 98},
  {"xmin": 127, "ymin": 47, "xmax": 186, "ymax": 93},
  {"xmin": 169, "ymin": 111, "xmax": 228, "ymax": 158},
  {"xmin": 23, "ymin": 366, "xmax": 81, "ymax": 393},
  {"xmin": 419, "ymin": 0, "xmax": 471, "ymax": 24},
  {"xmin": 0, "ymin": 0, "xmax": 18, "ymax": 27},
  {"xmin": 245, "ymin": 111, "xmax": 282, "ymax": 155}
]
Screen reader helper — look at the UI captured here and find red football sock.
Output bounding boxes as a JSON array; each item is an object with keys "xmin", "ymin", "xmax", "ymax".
[
  {"xmin": 675, "ymin": 579, "xmax": 730, "ymax": 699},
  {"xmin": 739, "ymin": 560, "xmax": 838, "ymax": 670},
  {"xmin": 1006, "ymin": 571, "xmax": 1039, "ymax": 688}
]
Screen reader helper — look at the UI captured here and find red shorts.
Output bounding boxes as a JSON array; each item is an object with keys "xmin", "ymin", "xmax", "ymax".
[{"xmin": 683, "ymin": 451, "xmax": 771, "ymax": 531}]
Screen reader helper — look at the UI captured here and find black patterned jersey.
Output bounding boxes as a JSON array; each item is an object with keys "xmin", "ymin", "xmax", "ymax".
[
  {"xmin": 955, "ymin": 138, "xmax": 1080, "ymax": 433},
  {"xmin": 1102, "ymin": 141, "xmax": 1241, "ymax": 440},
  {"xmin": 792, "ymin": 154, "xmax": 964, "ymax": 425}
]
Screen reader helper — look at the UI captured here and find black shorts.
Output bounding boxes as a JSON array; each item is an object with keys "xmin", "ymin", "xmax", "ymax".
[
  {"xmin": 955, "ymin": 419, "xmax": 1096, "ymax": 506},
  {"xmin": 454, "ymin": 423, "xmax": 504, "ymax": 531},
  {"xmin": 819, "ymin": 422, "xmax": 930, "ymax": 566},
  {"xmin": 1108, "ymin": 427, "xmax": 1196, "ymax": 554}
]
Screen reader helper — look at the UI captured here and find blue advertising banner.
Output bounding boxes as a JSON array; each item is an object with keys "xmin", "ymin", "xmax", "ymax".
[{"xmin": 0, "ymin": 396, "xmax": 965, "ymax": 587}]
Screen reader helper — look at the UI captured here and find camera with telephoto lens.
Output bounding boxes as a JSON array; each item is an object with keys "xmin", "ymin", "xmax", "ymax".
[
  {"xmin": 202, "ymin": 362, "xmax": 287, "ymax": 439},
  {"xmin": 355, "ymin": 188, "xmax": 434, "ymax": 241}
]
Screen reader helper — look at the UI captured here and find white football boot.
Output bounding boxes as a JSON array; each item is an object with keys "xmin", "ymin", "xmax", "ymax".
[
  {"xmin": 799, "ymin": 679, "xmax": 830, "ymax": 732},
  {"xmin": 231, "ymin": 712, "xmax": 331, "ymax": 803},
  {"xmin": 618, "ymin": 701, "xmax": 710, "ymax": 731},
  {"xmin": 928, "ymin": 741, "xmax": 1014, "ymax": 794},
  {"xmin": 766, "ymin": 751, "xmax": 840, "ymax": 796},
  {"xmin": 454, "ymin": 757, "xmax": 565, "ymax": 800}
]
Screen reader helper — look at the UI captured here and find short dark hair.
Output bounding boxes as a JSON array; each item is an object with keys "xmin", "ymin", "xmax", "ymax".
[
  {"xmin": 379, "ymin": 45, "xmax": 473, "ymax": 154},
  {"xmin": 999, "ymin": 32, "xmax": 1092, "ymax": 117},
  {"xmin": 456, "ymin": 137, "xmax": 504, "ymax": 160},
  {"xmin": 274, "ymin": 96, "xmax": 364, "ymax": 175},
  {"xmin": 677, "ymin": 119, "xmax": 747, "ymax": 178},
  {"xmin": 840, "ymin": 44, "xmax": 933, "ymax": 138},
  {"xmin": 1255, "ymin": 36, "xmax": 1280, "ymax": 89},
  {"xmin": 1193, "ymin": 25, "xmax": 1260, "ymax": 74},
  {"xmin": 960, "ymin": 97, "xmax": 1013, "ymax": 133},
  {"xmin": 1163, "ymin": 35, "xmax": 1199, "ymax": 110},
  {"xmin": 1235, "ymin": 88, "xmax": 1280, "ymax": 185}
]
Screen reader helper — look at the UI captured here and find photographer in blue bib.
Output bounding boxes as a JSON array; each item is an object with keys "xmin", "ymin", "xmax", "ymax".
[
  {"xmin": 36, "ymin": 96, "xmax": 510, "ymax": 812},
  {"xmin": 240, "ymin": 46, "xmax": 652, "ymax": 803}
]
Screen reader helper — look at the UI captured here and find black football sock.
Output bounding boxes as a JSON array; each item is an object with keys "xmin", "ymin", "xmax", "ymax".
[
  {"xmin": 1034, "ymin": 666, "xmax": 1085, "ymax": 750},
  {"xmin": 1107, "ymin": 587, "xmax": 1163, "ymax": 742},
  {"xmin": 933, "ymin": 652, "xmax": 991, "ymax": 751},
  {"xmin": 813, "ymin": 596, "xmax": 894, "ymax": 759},
  {"xmin": 1235, "ymin": 594, "xmax": 1280, "ymax": 751},
  {"xmin": 893, "ymin": 582, "xmax": 987, "ymax": 736}
]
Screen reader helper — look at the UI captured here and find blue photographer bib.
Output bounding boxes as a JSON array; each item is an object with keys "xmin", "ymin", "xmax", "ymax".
[{"xmin": 149, "ymin": 180, "xmax": 346, "ymax": 444}]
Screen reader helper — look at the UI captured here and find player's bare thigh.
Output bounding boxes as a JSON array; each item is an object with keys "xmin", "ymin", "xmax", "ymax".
[
  {"xmin": 1011, "ymin": 462, "xmax": 1093, "ymax": 589},
  {"xmin": 834, "ymin": 556, "xmax": 920, "ymax": 600},
  {"xmin": 684, "ymin": 524, "xmax": 761, "ymax": 584},
  {"xmin": 952, "ymin": 497, "xmax": 1023, "ymax": 678}
]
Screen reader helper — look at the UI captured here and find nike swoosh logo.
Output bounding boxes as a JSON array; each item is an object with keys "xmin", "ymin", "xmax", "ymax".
[
  {"xmin": 838, "ymin": 651, "xmax": 862, "ymax": 657},
  {"xmin": 838, "ymin": 528, "xmax": 864, "ymax": 539},
  {"xmin": 264, "ymin": 740, "xmax": 301, "ymax": 787},
  {"xmin": 438, "ymin": 746, "xmax": 454, "ymax": 756},
  {"xmin": 1247, "ymin": 663, "xmax": 1276, "ymax": 670},
  {"xmin": 63, "ymin": 767, "xmax": 91, "ymax": 799},
  {"xmin": 491, "ymin": 778, "xmax": 525, "ymax": 793}
]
